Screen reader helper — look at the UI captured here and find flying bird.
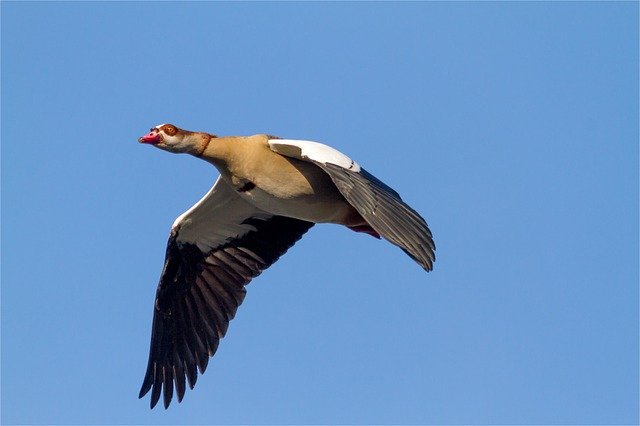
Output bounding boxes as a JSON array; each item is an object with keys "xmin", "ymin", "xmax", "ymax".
[{"xmin": 137, "ymin": 124, "xmax": 435, "ymax": 409}]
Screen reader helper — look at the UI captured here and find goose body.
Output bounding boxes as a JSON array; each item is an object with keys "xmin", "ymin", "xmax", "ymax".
[{"xmin": 137, "ymin": 124, "xmax": 435, "ymax": 409}]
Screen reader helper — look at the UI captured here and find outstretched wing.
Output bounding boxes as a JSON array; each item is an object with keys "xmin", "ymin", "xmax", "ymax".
[
  {"xmin": 139, "ymin": 177, "xmax": 314, "ymax": 409},
  {"xmin": 268, "ymin": 139, "xmax": 435, "ymax": 271}
]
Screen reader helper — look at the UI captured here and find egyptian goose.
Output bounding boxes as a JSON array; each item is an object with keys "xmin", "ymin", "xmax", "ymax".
[{"xmin": 137, "ymin": 124, "xmax": 435, "ymax": 409}]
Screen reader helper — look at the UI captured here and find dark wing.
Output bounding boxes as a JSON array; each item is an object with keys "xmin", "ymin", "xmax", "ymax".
[
  {"xmin": 139, "ymin": 178, "xmax": 313, "ymax": 409},
  {"xmin": 319, "ymin": 163, "xmax": 435, "ymax": 271},
  {"xmin": 266, "ymin": 138, "xmax": 435, "ymax": 271}
]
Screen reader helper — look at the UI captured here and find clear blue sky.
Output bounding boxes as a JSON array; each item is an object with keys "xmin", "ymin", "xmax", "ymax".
[{"xmin": 2, "ymin": 2, "xmax": 637, "ymax": 424}]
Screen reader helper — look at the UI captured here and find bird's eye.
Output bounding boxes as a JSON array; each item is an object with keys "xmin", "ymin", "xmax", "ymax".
[{"xmin": 165, "ymin": 126, "xmax": 176, "ymax": 136}]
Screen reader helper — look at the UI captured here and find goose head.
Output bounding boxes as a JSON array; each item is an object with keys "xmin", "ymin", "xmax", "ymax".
[{"xmin": 138, "ymin": 124, "xmax": 211, "ymax": 155}]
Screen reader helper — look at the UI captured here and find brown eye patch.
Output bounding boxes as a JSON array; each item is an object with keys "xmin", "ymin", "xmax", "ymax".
[{"xmin": 162, "ymin": 124, "xmax": 178, "ymax": 136}]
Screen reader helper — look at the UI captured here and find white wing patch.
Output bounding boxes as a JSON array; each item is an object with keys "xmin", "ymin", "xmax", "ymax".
[
  {"xmin": 268, "ymin": 139, "xmax": 361, "ymax": 172},
  {"xmin": 173, "ymin": 177, "xmax": 271, "ymax": 252}
]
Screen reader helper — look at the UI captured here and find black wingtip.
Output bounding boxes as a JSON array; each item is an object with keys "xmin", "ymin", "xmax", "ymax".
[
  {"xmin": 139, "ymin": 373, "xmax": 153, "ymax": 399},
  {"xmin": 162, "ymin": 366, "xmax": 174, "ymax": 409},
  {"xmin": 150, "ymin": 380, "xmax": 162, "ymax": 409}
]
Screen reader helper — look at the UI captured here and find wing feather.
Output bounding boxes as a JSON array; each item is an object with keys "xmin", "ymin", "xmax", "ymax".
[
  {"xmin": 139, "ymin": 178, "xmax": 313, "ymax": 408},
  {"xmin": 322, "ymin": 163, "xmax": 435, "ymax": 270},
  {"xmin": 162, "ymin": 363, "xmax": 174, "ymax": 409},
  {"xmin": 174, "ymin": 352, "xmax": 186, "ymax": 402}
]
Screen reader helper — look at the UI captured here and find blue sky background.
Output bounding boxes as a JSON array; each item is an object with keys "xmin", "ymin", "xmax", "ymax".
[{"xmin": 2, "ymin": 2, "xmax": 638, "ymax": 424}]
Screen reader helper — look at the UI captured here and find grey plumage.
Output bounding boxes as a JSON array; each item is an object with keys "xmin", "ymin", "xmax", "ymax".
[{"xmin": 320, "ymin": 163, "xmax": 435, "ymax": 271}]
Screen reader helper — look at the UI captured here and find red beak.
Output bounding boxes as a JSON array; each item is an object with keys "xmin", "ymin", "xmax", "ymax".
[{"xmin": 138, "ymin": 130, "xmax": 161, "ymax": 144}]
